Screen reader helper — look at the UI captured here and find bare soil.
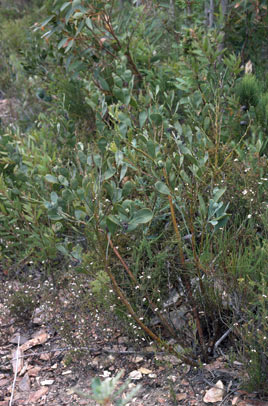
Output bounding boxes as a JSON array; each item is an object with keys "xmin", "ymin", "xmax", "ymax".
[{"xmin": 1, "ymin": 269, "xmax": 267, "ymax": 406}]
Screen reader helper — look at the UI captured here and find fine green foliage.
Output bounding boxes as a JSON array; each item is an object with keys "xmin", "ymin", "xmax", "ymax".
[
  {"xmin": 8, "ymin": 289, "xmax": 38, "ymax": 322},
  {"xmin": 235, "ymin": 74, "xmax": 261, "ymax": 108}
]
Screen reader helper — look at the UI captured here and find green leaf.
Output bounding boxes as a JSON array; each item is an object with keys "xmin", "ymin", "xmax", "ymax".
[
  {"xmin": 127, "ymin": 208, "xmax": 153, "ymax": 231},
  {"xmin": 174, "ymin": 121, "xmax": 182, "ymax": 136},
  {"xmin": 119, "ymin": 122, "xmax": 128, "ymax": 137},
  {"xmin": 120, "ymin": 164, "xmax": 127, "ymax": 182},
  {"xmin": 85, "ymin": 17, "xmax": 93, "ymax": 29},
  {"xmin": 91, "ymin": 377, "xmax": 102, "ymax": 394},
  {"xmin": 51, "ymin": 192, "xmax": 58, "ymax": 204},
  {"xmin": 155, "ymin": 181, "xmax": 170, "ymax": 195},
  {"xmin": 106, "ymin": 215, "xmax": 120, "ymax": 235},
  {"xmin": 113, "ymin": 74, "xmax": 123, "ymax": 88},
  {"xmin": 147, "ymin": 139, "xmax": 156, "ymax": 158},
  {"xmin": 213, "ymin": 187, "xmax": 226, "ymax": 202},
  {"xmin": 65, "ymin": 39, "xmax": 74, "ymax": 53},
  {"xmin": 98, "ymin": 137, "xmax": 107, "ymax": 153},
  {"xmin": 102, "ymin": 168, "xmax": 116, "ymax": 181},
  {"xmin": 122, "ymin": 181, "xmax": 133, "ymax": 196},
  {"xmin": 60, "ymin": 1, "xmax": 71, "ymax": 11},
  {"xmin": 115, "ymin": 150, "xmax": 123, "ymax": 166},
  {"xmin": 45, "ymin": 174, "xmax": 58, "ymax": 184},
  {"xmin": 93, "ymin": 154, "xmax": 102, "ymax": 168},
  {"xmin": 75, "ymin": 210, "xmax": 86, "ymax": 220},
  {"xmin": 204, "ymin": 116, "xmax": 210, "ymax": 131},
  {"xmin": 198, "ymin": 194, "xmax": 206, "ymax": 217},
  {"xmin": 56, "ymin": 245, "xmax": 69, "ymax": 256},
  {"xmin": 180, "ymin": 170, "xmax": 191, "ymax": 184},
  {"xmin": 39, "ymin": 15, "xmax": 54, "ymax": 29},
  {"xmin": 58, "ymin": 37, "xmax": 69, "ymax": 50},
  {"xmin": 139, "ymin": 111, "xmax": 147, "ymax": 128},
  {"xmin": 98, "ymin": 76, "xmax": 110, "ymax": 91},
  {"xmin": 58, "ymin": 175, "xmax": 69, "ymax": 186},
  {"xmin": 150, "ymin": 113, "xmax": 163, "ymax": 126}
]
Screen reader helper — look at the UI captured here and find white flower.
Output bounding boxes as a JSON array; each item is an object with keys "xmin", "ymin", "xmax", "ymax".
[{"xmin": 242, "ymin": 190, "xmax": 248, "ymax": 195}]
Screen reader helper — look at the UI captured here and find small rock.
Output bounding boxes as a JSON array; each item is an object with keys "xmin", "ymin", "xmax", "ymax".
[
  {"xmin": 203, "ymin": 380, "xmax": 225, "ymax": 403},
  {"xmin": 40, "ymin": 379, "xmax": 54, "ymax": 386},
  {"xmin": 129, "ymin": 370, "xmax": 142, "ymax": 380}
]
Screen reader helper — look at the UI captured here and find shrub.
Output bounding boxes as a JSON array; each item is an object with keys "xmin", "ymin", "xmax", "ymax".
[
  {"xmin": 235, "ymin": 74, "xmax": 261, "ymax": 109},
  {"xmin": 74, "ymin": 370, "xmax": 141, "ymax": 406}
]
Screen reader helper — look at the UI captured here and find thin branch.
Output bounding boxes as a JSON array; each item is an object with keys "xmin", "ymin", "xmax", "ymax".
[
  {"xmin": 108, "ymin": 237, "xmax": 179, "ymax": 339},
  {"xmin": 9, "ymin": 335, "xmax": 20, "ymax": 406},
  {"xmin": 105, "ymin": 259, "xmax": 198, "ymax": 367}
]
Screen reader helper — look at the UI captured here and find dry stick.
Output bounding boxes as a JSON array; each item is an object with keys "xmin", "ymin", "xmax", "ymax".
[
  {"xmin": 165, "ymin": 184, "xmax": 207, "ymax": 361},
  {"xmin": 213, "ymin": 318, "xmax": 243, "ymax": 357},
  {"xmin": 108, "ymin": 238, "xmax": 179, "ymax": 340},
  {"xmin": 9, "ymin": 335, "xmax": 20, "ymax": 406},
  {"xmin": 105, "ymin": 261, "xmax": 198, "ymax": 367}
]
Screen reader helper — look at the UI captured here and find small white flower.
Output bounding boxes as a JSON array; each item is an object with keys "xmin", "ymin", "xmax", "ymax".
[
  {"xmin": 247, "ymin": 214, "xmax": 252, "ymax": 219},
  {"xmin": 242, "ymin": 190, "xmax": 248, "ymax": 195}
]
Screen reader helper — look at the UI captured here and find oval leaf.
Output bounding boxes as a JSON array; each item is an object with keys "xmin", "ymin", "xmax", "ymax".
[
  {"xmin": 155, "ymin": 181, "xmax": 170, "ymax": 195},
  {"xmin": 45, "ymin": 174, "xmax": 58, "ymax": 184},
  {"xmin": 129, "ymin": 208, "xmax": 153, "ymax": 226}
]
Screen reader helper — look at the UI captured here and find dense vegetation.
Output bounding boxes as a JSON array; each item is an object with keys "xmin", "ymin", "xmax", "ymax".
[{"xmin": 1, "ymin": 0, "xmax": 268, "ymax": 396}]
